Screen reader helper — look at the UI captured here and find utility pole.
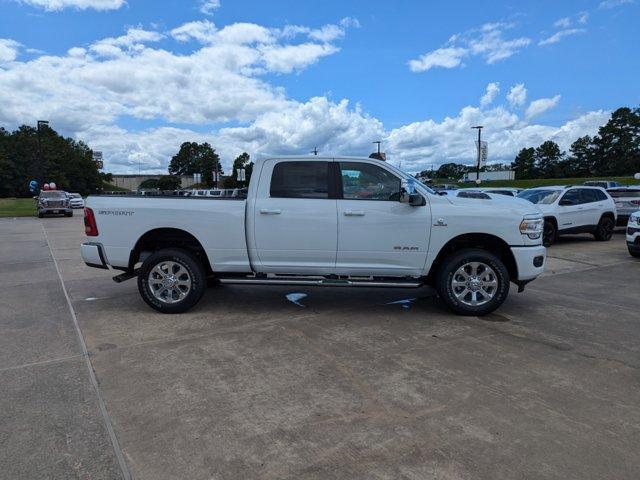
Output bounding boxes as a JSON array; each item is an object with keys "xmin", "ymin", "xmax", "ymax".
[
  {"xmin": 311, "ymin": 147, "xmax": 318, "ymax": 156},
  {"xmin": 471, "ymin": 125, "xmax": 483, "ymax": 182},
  {"xmin": 36, "ymin": 120, "xmax": 49, "ymax": 189}
]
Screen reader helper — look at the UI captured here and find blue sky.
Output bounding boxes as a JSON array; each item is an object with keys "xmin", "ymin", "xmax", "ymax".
[{"xmin": 0, "ymin": 0, "xmax": 638, "ymax": 173}]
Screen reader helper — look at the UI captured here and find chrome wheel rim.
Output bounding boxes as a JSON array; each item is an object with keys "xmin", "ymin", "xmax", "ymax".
[
  {"xmin": 451, "ymin": 261, "xmax": 498, "ymax": 307},
  {"xmin": 148, "ymin": 261, "xmax": 191, "ymax": 304}
]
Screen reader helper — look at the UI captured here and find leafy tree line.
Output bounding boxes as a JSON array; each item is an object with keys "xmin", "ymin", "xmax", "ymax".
[
  {"xmin": 0, "ymin": 124, "xmax": 102, "ymax": 197},
  {"xmin": 512, "ymin": 107, "xmax": 640, "ymax": 179},
  {"xmin": 417, "ymin": 161, "xmax": 509, "ymax": 181}
]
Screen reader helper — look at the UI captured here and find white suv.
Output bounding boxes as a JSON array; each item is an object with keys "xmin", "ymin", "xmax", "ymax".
[
  {"xmin": 627, "ymin": 211, "xmax": 640, "ymax": 257},
  {"xmin": 517, "ymin": 186, "xmax": 617, "ymax": 246}
]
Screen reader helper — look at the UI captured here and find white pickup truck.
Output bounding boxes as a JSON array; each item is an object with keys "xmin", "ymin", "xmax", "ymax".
[{"xmin": 81, "ymin": 156, "xmax": 546, "ymax": 316}]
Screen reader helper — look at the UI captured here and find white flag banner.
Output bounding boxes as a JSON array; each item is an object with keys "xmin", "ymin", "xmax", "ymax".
[{"xmin": 476, "ymin": 141, "xmax": 488, "ymax": 166}]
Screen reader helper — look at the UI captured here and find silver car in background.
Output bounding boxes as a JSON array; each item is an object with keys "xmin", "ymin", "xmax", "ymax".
[
  {"xmin": 66, "ymin": 192, "xmax": 85, "ymax": 209},
  {"xmin": 608, "ymin": 186, "xmax": 640, "ymax": 226}
]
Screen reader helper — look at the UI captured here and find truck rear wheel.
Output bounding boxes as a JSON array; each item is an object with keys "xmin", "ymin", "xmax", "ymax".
[
  {"xmin": 436, "ymin": 248, "xmax": 510, "ymax": 316},
  {"xmin": 137, "ymin": 248, "xmax": 206, "ymax": 314}
]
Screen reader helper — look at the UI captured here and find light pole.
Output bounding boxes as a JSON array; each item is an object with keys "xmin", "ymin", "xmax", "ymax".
[
  {"xmin": 471, "ymin": 125, "xmax": 483, "ymax": 182},
  {"xmin": 36, "ymin": 120, "xmax": 49, "ymax": 189}
]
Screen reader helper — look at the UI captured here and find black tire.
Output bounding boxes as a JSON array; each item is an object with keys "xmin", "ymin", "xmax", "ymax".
[
  {"xmin": 629, "ymin": 247, "xmax": 640, "ymax": 258},
  {"xmin": 436, "ymin": 248, "xmax": 510, "ymax": 316},
  {"xmin": 37, "ymin": 212, "xmax": 44, "ymax": 218},
  {"xmin": 543, "ymin": 219, "xmax": 557, "ymax": 247},
  {"xmin": 65, "ymin": 211, "xmax": 73, "ymax": 217},
  {"xmin": 593, "ymin": 216, "xmax": 614, "ymax": 241},
  {"xmin": 137, "ymin": 248, "xmax": 206, "ymax": 314}
]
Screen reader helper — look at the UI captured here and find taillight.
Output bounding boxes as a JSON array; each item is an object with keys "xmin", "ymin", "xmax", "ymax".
[
  {"xmin": 84, "ymin": 207, "xmax": 98, "ymax": 236},
  {"xmin": 631, "ymin": 200, "xmax": 640, "ymax": 205}
]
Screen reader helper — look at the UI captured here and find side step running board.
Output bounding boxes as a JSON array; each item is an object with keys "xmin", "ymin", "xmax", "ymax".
[{"xmin": 219, "ymin": 277, "xmax": 422, "ymax": 288}]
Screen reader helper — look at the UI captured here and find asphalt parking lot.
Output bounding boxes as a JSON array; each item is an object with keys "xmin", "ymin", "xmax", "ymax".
[{"xmin": 1, "ymin": 215, "xmax": 639, "ymax": 480}]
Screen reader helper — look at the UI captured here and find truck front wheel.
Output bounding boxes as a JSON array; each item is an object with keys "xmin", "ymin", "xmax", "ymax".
[
  {"xmin": 436, "ymin": 248, "xmax": 510, "ymax": 316},
  {"xmin": 138, "ymin": 248, "xmax": 206, "ymax": 314}
]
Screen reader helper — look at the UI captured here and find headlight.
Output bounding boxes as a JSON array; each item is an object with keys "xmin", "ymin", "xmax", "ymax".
[
  {"xmin": 520, "ymin": 218, "xmax": 543, "ymax": 239},
  {"xmin": 630, "ymin": 214, "xmax": 640, "ymax": 224}
]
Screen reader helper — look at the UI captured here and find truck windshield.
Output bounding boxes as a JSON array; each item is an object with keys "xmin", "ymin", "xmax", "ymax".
[
  {"xmin": 517, "ymin": 189, "xmax": 562, "ymax": 204},
  {"xmin": 40, "ymin": 191, "xmax": 66, "ymax": 198}
]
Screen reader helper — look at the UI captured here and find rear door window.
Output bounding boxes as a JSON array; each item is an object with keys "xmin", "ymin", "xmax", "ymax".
[
  {"xmin": 580, "ymin": 189, "xmax": 599, "ymax": 203},
  {"xmin": 562, "ymin": 189, "xmax": 583, "ymax": 205},
  {"xmin": 270, "ymin": 161, "xmax": 329, "ymax": 199}
]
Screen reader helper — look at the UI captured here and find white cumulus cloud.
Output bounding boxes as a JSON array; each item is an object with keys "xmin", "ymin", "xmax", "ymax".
[
  {"xmin": 525, "ymin": 95, "xmax": 561, "ymax": 119},
  {"xmin": 409, "ymin": 22, "xmax": 531, "ymax": 73},
  {"xmin": 480, "ymin": 82, "xmax": 500, "ymax": 107},
  {"xmin": 408, "ymin": 47, "xmax": 467, "ymax": 72},
  {"xmin": 11, "ymin": 0, "xmax": 125, "ymax": 11},
  {"xmin": 0, "ymin": 39, "xmax": 21, "ymax": 63},
  {"xmin": 0, "ymin": 17, "xmax": 610, "ymax": 175},
  {"xmin": 539, "ymin": 28, "xmax": 585, "ymax": 46},
  {"xmin": 599, "ymin": 0, "xmax": 634, "ymax": 8},
  {"xmin": 507, "ymin": 83, "xmax": 527, "ymax": 107},
  {"xmin": 200, "ymin": 0, "xmax": 220, "ymax": 15}
]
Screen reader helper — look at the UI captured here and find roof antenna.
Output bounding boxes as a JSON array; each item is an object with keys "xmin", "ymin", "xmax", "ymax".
[{"xmin": 311, "ymin": 147, "xmax": 318, "ymax": 156}]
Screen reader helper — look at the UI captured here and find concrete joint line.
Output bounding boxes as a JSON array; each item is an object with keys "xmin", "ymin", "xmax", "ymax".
[{"xmin": 42, "ymin": 225, "xmax": 132, "ymax": 480}]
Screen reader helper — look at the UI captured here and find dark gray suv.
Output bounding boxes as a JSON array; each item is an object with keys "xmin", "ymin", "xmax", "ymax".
[{"xmin": 37, "ymin": 191, "xmax": 73, "ymax": 218}]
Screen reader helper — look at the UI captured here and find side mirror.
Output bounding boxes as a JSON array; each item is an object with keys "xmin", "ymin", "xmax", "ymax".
[
  {"xmin": 400, "ymin": 189, "xmax": 425, "ymax": 206},
  {"xmin": 559, "ymin": 198, "xmax": 575, "ymax": 206},
  {"xmin": 408, "ymin": 193, "xmax": 425, "ymax": 206}
]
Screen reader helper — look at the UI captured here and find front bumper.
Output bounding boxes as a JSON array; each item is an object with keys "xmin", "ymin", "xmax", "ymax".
[
  {"xmin": 39, "ymin": 207, "xmax": 72, "ymax": 214},
  {"xmin": 81, "ymin": 242, "xmax": 108, "ymax": 269},
  {"xmin": 510, "ymin": 245, "xmax": 546, "ymax": 281}
]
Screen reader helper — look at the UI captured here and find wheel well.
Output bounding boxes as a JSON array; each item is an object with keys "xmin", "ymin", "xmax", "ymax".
[
  {"xmin": 600, "ymin": 211, "xmax": 615, "ymax": 222},
  {"xmin": 427, "ymin": 233, "xmax": 517, "ymax": 282},
  {"xmin": 130, "ymin": 228, "xmax": 211, "ymax": 274},
  {"xmin": 544, "ymin": 216, "xmax": 558, "ymax": 229}
]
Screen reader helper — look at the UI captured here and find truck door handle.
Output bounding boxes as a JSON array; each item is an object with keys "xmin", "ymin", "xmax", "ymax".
[
  {"xmin": 344, "ymin": 210, "xmax": 365, "ymax": 216},
  {"xmin": 260, "ymin": 209, "xmax": 281, "ymax": 215}
]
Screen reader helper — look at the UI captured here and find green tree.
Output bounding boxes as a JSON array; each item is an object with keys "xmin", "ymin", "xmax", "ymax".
[
  {"xmin": 168, "ymin": 142, "xmax": 223, "ymax": 187},
  {"xmin": 566, "ymin": 135, "xmax": 595, "ymax": 177},
  {"xmin": 157, "ymin": 175, "xmax": 182, "ymax": 190},
  {"xmin": 436, "ymin": 162, "xmax": 467, "ymax": 180},
  {"xmin": 99, "ymin": 172, "xmax": 113, "ymax": 183},
  {"xmin": 0, "ymin": 124, "xmax": 101, "ymax": 197},
  {"xmin": 534, "ymin": 141, "xmax": 563, "ymax": 178},
  {"xmin": 511, "ymin": 147, "xmax": 536, "ymax": 179},
  {"xmin": 227, "ymin": 152, "xmax": 254, "ymax": 188},
  {"xmin": 139, "ymin": 178, "xmax": 159, "ymax": 189},
  {"xmin": 591, "ymin": 107, "xmax": 640, "ymax": 175}
]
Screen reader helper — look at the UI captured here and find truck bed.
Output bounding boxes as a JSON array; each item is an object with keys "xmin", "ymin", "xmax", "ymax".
[{"xmin": 86, "ymin": 195, "xmax": 250, "ymax": 272}]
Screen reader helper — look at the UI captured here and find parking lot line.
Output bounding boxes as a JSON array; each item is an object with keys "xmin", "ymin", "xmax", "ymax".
[{"xmin": 42, "ymin": 224, "xmax": 132, "ymax": 480}]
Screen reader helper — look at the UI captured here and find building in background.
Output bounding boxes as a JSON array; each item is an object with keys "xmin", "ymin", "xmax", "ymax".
[{"xmin": 108, "ymin": 174, "xmax": 196, "ymax": 191}]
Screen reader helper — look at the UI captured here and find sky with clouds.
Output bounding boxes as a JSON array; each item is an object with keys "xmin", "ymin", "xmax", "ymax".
[{"xmin": 0, "ymin": 0, "xmax": 638, "ymax": 174}]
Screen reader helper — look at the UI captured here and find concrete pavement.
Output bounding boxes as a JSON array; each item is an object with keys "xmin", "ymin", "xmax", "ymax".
[{"xmin": 1, "ymin": 214, "xmax": 639, "ymax": 479}]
